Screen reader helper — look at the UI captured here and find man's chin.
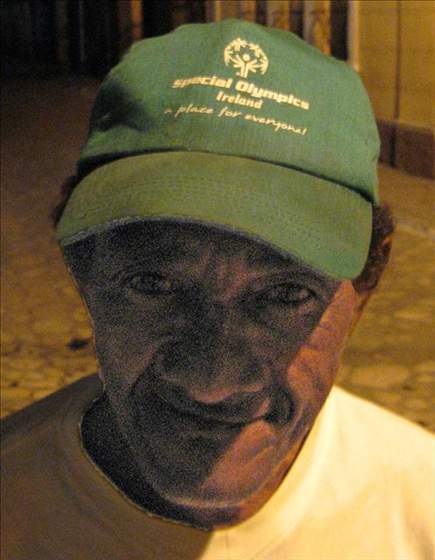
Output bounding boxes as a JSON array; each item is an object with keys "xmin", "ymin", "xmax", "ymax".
[{"xmin": 131, "ymin": 418, "xmax": 298, "ymax": 512}]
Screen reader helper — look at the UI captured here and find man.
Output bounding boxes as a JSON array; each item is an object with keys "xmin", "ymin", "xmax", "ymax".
[{"xmin": 1, "ymin": 19, "xmax": 433, "ymax": 560}]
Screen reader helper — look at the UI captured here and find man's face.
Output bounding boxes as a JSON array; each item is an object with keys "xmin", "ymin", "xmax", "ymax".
[{"xmin": 77, "ymin": 221, "xmax": 356, "ymax": 522}]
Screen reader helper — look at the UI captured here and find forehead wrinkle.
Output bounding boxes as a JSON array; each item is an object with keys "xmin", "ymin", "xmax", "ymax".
[
  {"xmin": 204, "ymin": 243, "xmax": 252, "ymax": 296},
  {"xmin": 92, "ymin": 222, "xmax": 334, "ymax": 288},
  {"xmin": 190, "ymin": 238, "xmax": 280, "ymax": 301},
  {"xmin": 94, "ymin": 225, "xmax": 201, "ymax": 273}
]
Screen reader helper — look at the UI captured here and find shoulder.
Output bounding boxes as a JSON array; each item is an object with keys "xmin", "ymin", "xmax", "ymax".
[
  {"xmin": 327, "ymin": 386, "xmax": 434, "ymax": 522},
  {"xmin": 329, "ymin": 385, "xmax": 434, "ymax": 462},
  {"xmin": 310, "ymin": 387, "xmax": 435, "ymax": 556},
  {"xmin": 1, "ymin": 374, "xmax": 102, "ymax": 454}
]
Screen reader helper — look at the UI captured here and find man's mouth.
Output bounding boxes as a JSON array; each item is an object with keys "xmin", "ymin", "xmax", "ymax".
[
  {"xmin": 149, "ymin": 392, "xmax": 254, "ymax": 437},
  {"xmin": 132, "ymin": 381, "xmax": 293, "ymax": 440}
]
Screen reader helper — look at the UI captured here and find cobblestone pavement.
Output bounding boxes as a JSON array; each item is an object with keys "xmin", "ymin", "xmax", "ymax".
[{"xmin": 2, "ymin": 78, "xmax": 434, "ymax": 431}]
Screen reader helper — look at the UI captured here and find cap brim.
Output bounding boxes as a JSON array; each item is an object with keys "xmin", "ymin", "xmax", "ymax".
[{"xmin": 56, "ymin": 151, "xmax": 372, "ymax": 279}]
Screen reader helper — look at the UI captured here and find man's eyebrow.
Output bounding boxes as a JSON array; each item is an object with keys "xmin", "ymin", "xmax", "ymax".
[
  {"xmin": 244, "ymin": 250, "xmax": 339, "ymax": 288},
  {"xmin": 243, "ymin": 246, "xmax": 316, "ymax": 276}
]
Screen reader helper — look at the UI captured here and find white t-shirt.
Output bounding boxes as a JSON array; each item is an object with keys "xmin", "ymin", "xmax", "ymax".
[{"xmin": 1, "ymin": 374, "xmax": 434, "ymax": 560}]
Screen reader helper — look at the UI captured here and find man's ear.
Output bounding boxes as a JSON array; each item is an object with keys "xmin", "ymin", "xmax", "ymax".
[
  {"xmin": 352, "ymin": 205, "xmax": 394, "ymax": 293},
  {"xmin": 63, "ymin": 237, "xmax": 96, "ymax": 280},
  {"xmin": 62, "ymin": 236, "xmax": 98, "ymax": 306},
  {"xmin": 350, "ymin": 204, "xmax": 394, "ymax": 329}
]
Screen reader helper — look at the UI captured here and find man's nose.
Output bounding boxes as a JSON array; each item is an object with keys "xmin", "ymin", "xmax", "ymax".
[
  {"xmin": 151, "ymin": 304, "xmax": 269, "ymax": 405},
  {"xmin": 154, "ymin": 336, "xmax": 266, "ymax": 400},
  {"xmin": 151, "ymin": 335, "xmax": 271, "ymax": 423}
]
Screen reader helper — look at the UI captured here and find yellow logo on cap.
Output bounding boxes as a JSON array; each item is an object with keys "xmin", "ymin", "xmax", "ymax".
[{"xmin": 224, "ymin": 38, "xmax": 268, "ymax": 78}]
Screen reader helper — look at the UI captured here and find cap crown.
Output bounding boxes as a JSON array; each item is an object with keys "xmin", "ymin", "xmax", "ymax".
[{"xmin": 80, "ymin": 19, "xmax": 379, "ymax": 204}]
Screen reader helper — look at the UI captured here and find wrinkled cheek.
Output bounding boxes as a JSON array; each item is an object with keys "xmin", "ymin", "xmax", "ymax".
[
  {"xmin": 283, "ymin": 282, "xmax": 356, "ymax": 423},
  {"xmin": 92, "ymin": 321, "xmax": 154, "ymax": 392}
]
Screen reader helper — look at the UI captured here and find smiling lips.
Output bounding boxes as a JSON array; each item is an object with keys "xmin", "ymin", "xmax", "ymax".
[
  {"xmin": 133, "ymin": 380, "xmax": 293, "ymax": 440},
  {"xmin": 154, "ymin": 394, "xmax": 250, "ymax": 437}
]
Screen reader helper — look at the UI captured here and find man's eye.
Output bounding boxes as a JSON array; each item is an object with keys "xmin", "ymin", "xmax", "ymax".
[
  {"xmin": 127, "ymin": 273, "xmax": 176, "ymax": 295},
  {"xmin": 257, "ymin": 284, "xmax": 314, "ymax": 306}
]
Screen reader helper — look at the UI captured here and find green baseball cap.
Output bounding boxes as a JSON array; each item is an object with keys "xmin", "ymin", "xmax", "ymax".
[{"xmin": 56, "ymin": 19, "xmax": 380, "ymax": 279}]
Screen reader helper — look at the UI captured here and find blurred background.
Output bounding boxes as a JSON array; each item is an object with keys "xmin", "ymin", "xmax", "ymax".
[{"xmin": 1, "ymin": 1, "xmax": 434, "ymax": 429}]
